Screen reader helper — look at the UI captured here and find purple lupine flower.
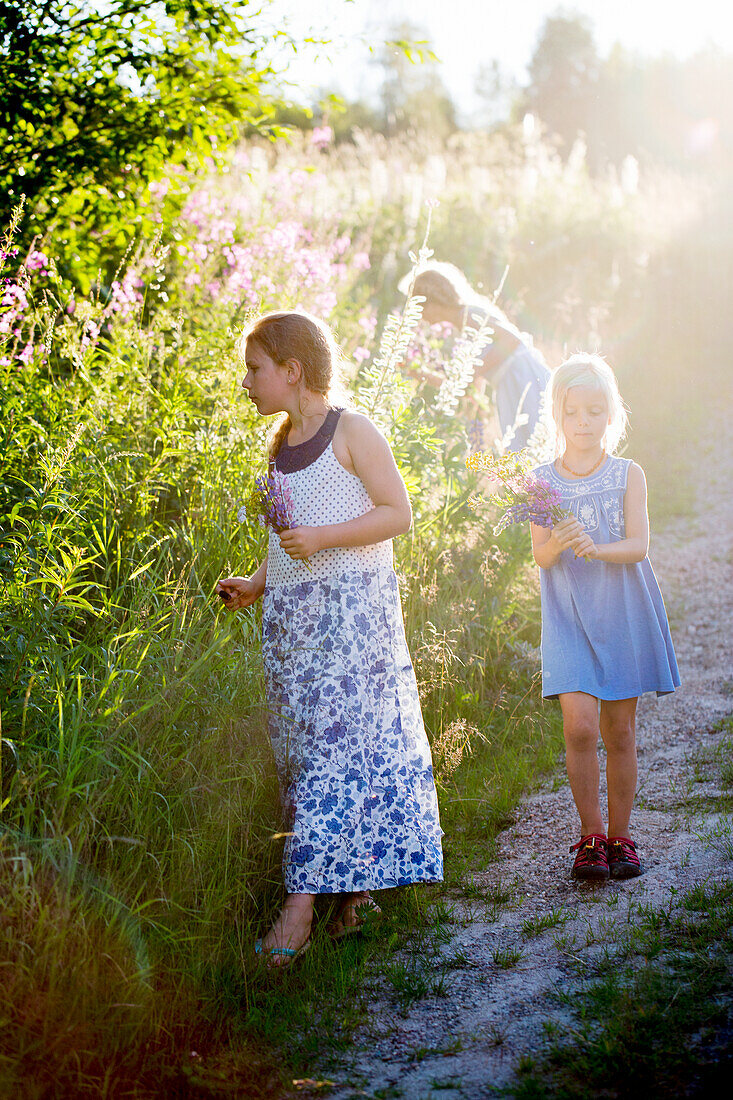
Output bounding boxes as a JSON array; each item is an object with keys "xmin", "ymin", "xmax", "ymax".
[
  {"xmin": 466, "ymin": 451, "xmax": 571, "ymax": 534},
  {"xmin": 248, "ymin": 470, "xmax": 296, "ymax": 533},
  {"xmin": 493, "ymin": 473, "xmax": 569, "ymax": 533},
  {"xmin": 243, "ymin": 469, "xmax": 313, "ymax": 570}
]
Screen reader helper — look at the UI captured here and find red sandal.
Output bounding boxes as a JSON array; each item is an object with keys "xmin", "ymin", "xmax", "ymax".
[
  {"xmin": 608, "ymin": 836, "xmax": 642, "ymax": 879},
  {"xmin": 569, "ymin": 833, "xmax": 609, "ymax": 881}
]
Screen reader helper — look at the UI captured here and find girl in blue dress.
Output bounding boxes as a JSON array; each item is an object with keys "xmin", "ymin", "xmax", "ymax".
[
  {"xmin": 217, "ymin": 311, "xmax": 443, "ymax": 965},
  {"xmin": 530, "ymin": 354, "xmax": 680, "ymax": 882}
]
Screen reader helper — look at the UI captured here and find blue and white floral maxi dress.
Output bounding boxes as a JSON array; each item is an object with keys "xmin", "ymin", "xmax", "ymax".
[{"xmin": 262, "ymin": 410, "xmax": 444, "ymax": 894}]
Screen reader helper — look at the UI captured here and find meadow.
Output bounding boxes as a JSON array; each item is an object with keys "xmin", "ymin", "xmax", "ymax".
[{"xmin": 1, "ymin": 124, "xmax": 728, "ymax": 1096}]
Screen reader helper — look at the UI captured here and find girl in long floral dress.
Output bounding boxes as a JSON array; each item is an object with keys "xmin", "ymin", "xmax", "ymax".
[{"xmin": 217, "ymin": 311, "xmax": 443, "ymax": 966}]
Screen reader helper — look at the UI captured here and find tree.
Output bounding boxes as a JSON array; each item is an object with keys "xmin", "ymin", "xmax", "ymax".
[
  {"xmin": 474, "ymin": 59, "xmax": 518, "ymax": 131},
  {"xmin": 525, "ymin": 12, "xmax": 600, "ymax": 154},
  {"xmin": 374, "ymin": 22, "xmax": 457, "ymax": 138},
  {"xmin": 0, "ymin": 1, "xmax": 277, "ymax": 269}
]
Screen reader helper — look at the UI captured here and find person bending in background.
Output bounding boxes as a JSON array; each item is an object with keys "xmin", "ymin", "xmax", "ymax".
[{"xmin": 400, "ymin": 261, "xmax": 550, "ymax": 452}]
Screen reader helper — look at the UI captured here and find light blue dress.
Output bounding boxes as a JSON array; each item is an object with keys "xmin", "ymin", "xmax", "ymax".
[
  {"xmin": 491, "ymin": 345, "xmax": 550, "ymax": 451},
  {"xmin": 534, "ymin": 456, "xmax": 680, "ymax": 701},
  {"xmin": 262, "ymin": 411, "xmax": 444, "ymax": 894},
  {"xmin": 465, "ymin": 307, "xmax": 550, "ymax": 452}
]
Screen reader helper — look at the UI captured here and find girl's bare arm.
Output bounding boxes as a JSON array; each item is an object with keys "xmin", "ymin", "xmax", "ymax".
[
  {"xmin": 216, "ymin": 557, "xmax": 267, "ymax": 609},
  {"xmin": 589, "ymin": 463, "xmax": 649, "ymax": 563},
  {"xmin": 530, "ymin": 515, "xmax": 589, "ymax": 568}
]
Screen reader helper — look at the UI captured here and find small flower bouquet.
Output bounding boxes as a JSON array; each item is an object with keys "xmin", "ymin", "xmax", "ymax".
[
  {"xmin": 465, "ymin": 451, "xmax": 570, "ymax": 534},
  {"xmin": 240, "ymin": 470, "xmax": 296, "ymax": 533},
  {"xmin": 239, "ymin": 469, "xmax": 312, "ymax": 569}
]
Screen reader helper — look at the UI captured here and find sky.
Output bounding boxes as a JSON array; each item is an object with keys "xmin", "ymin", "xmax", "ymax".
[{"xmin": 263, "ymin": 0, "xmax": 733, "ymax": 118}]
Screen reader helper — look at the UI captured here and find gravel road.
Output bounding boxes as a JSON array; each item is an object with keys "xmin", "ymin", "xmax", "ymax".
[{"xmin": 324, "ymin": 437, "xmax": 733, "ymax": 1100}]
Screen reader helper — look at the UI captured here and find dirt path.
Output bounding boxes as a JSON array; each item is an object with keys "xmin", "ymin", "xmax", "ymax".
[{"xmin": 325, "ymin": 438, "xmax": 733, "ymax": 1100}]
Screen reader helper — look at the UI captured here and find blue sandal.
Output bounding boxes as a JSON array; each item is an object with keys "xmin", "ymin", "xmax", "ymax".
[{"xmin": 254, "ymin": 937, "xmax": 310, "ymax": 967}]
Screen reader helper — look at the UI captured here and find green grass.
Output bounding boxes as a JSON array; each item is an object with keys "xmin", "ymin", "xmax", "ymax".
[
  {"xmin": 512, "ymin": 880, "xmax": 733, "ymax": 1100},
  {"xmin": 3, "ymin": 119, "xmax": 730, "ymax": 1096},
  {"xmin": 521, "ymin": 909, "xmax": 569, "ymax": 938},
  {"xmin": 492, "ymin": 946, "xmax": 524, "ymax": 969}
]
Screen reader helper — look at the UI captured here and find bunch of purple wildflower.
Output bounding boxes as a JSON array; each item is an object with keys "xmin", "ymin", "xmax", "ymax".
[
  {"xmin": 466, "ymin": 451, "xmax": 571, "ymax": 534},
  {"xmin": 493, "ymin": 473, "xmax": 567, "ymax": 533},
  {"xmin": 245, "ymin": 470, "xmax": 296, "ymax": 533}
]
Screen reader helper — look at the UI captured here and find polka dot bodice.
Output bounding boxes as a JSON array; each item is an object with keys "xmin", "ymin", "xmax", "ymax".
[{"xmin": 266, "ymin": 444, "xmax": 394, "ymax": 586}]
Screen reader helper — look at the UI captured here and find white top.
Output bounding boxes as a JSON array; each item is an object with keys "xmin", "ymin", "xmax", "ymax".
[{"xmin": 266, "ymin": 444, "xmax": 394, "ymax": 587}]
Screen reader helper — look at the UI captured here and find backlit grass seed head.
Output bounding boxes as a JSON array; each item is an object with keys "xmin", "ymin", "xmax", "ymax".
[{"xmin": 432, "ymin": 719, "xmax": 483, "ymax": 781}]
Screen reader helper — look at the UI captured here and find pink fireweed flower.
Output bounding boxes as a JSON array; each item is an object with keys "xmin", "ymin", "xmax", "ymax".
[
  {"xmin": 2, "ymin": 283, "xmax": 28, "ymax": 311},
  {"xmin": 109, "ymin": 271, "xmax": 143, "ymax": 318},
  {"xmin": 26, "ymin": 250, "xmax": 49, "ymax": 274},
  {"xmin": 353, "ymin": 251, "xmax": 371, "ymax": 272},
  {"xmin": 148, "ymin": 177, "xmax": 170, "ymax": 199},
  {"xmin": 17, "ymin": 342, "xmax": 34, "ymax": 365},
  {"xmin": 311, "ymin": 125, "xmax": 334, "ymax": 149},
  {"xmin": 315, "ymin": 290, "xmax": 338, "ymax": 316},
  {"xmin": 79, "ymin": 320, "xmax": 101, "ymax": 354},
  {"xmin": 333, "ymin": 234, "xmax": 351, "ymax": 257},
  {"xmin": 353, "ymin": 346, "xmax": 371, "ymax": 363}
]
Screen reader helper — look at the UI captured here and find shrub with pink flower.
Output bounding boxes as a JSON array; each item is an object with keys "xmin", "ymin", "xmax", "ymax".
[{"xmin": 311, "ymin": 125, "xmax": 333, "ymax": 150}]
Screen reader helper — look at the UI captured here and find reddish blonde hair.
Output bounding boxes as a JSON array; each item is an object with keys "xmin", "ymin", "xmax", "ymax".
[{"xmin": 239, "ymin": 311, "xmax": 347, "ymax": 456}]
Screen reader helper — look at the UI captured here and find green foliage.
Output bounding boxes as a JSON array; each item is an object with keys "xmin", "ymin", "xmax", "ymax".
[
  {"xmin": 0, "ymin": 1, "xmax": 277, "ymax": 274},
  {"xmin": 0, "ymin": 181, "xmax": 554, "ymax": 1090},
  {"xmin": 0, "ymin": 118, "xmax": 723, "ymax": 1091}
]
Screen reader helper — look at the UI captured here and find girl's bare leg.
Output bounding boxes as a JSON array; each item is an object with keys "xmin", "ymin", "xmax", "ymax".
[
  {"xmin": 559, "ymin": 691, "xmax": 605, "ymax": 836},
  {"xmin": 599, "ymin": 697, "xmax": 638, "ymax": 838},
  {"xmin": 261, "ymin": 893, "xmax": 314, "ymax": 965},
  {"xmin": 337, "ymin": 891, "xmax": 380, "ymax": 926}
]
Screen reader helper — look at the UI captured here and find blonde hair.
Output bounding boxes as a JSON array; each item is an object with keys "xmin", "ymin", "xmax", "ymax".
[
  {"xmin": 403, "ymin": 261, "xmax": 512, "ymax": 327},
  {"xmin": 412, "ymin": 265, "xmax": 472, "ymax": 309},
  {"xmin": 238, "ymin": 311, "xmax": 348, "ymax": 457},
  {"xmin": 550, "ymin": 353, "xmax": 628, "ymax": 455}
]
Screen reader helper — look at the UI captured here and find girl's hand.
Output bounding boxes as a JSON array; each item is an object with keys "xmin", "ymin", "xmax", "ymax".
[
  {"xmin": 568, "ymin": 531, "xmax": 598, "ymax": 559},
  {"xmin": 278, "ymin": 525, "xmax": 322, "ymax": 560},
  {"xmin": 216, "ymin": 576, "xmax": 261, "ymax": 610},
  {"xmin": 548, "ymin": 516, "xmax": 585, "ymax": 553}
]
